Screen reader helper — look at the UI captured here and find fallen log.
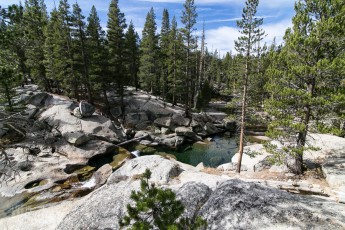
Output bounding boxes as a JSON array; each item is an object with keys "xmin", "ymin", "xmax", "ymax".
[{"xmin": 117, "ymin": 134, "xmax": 149, "ymax": 147}]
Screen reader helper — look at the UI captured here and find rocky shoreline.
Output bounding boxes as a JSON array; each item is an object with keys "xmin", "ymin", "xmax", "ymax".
[
  {"xmin": 1, "ymin": 85, "xmax": 345, "ymax": 229},
  {"xmin": 0, "ymin": 85, "xmax": 236, "ymax": 217}
]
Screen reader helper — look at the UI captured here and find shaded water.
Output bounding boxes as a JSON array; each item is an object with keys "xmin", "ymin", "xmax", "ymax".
[{"xmin": 133, "ymin": 135, "xmax": 239, "ymax": 167}]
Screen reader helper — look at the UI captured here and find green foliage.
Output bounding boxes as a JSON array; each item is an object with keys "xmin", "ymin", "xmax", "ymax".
[
  {"xmin": 0, "ymin": 4, "xmax": 22, "ymax": 111},
  {"xmin": 196, "ymin": 80, "xmax": 213, "ymax": 111},
  {"xmin": 119, "ymin": 169, "xmax": 207, "ymax": 230},
  {"xmin": 166, "ymin": 16, "xmax": 185, "ymax": 105},
  {"xmin": 125, "ymin": 21, "xmax": 140, "ymax": 89},
  {"xmin": 139, "ymin": 8, "xmax": 159, "ymax": 94},
  {"xmin": 181, "ymin": 0, "xmax": 198, "ymax": 114},
  {"xmin": 86, "ymin": 5, "xmax": 109, "ymax": 104},
  {"xmin": 107, "ymin": 0, "xmax": 127, "ymax": 106},
  {"xmin": 160, "ymin": 8, "xmax": 170, "ymax": 100},
  {"xmin": 23, "ymin": 0, "xmax": 49, "ymax": 91},
  {"xmin": 264, "ymin": 0, "xmax": 345, "ymax": 174}
]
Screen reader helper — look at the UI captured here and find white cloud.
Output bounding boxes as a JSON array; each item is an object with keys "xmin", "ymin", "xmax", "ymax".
[{"xmin": 205, "ymin": 19, "xmax": 292, "ymax": 56}]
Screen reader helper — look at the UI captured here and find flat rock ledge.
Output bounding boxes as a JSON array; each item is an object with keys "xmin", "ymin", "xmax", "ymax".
[{"xmin": 1, "ymin": 156, "xmax": 344, "ymax": 230}]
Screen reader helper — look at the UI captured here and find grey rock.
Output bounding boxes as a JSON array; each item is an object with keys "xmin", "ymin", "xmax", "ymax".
[
  {"xmin": 253, "ymin": 157, "xmax": 272, "ymax": 172},
  {"xmin": 175, "ymin": 127, "xmax": 196, "ymax": 138},
  {"xmin": 161, "ymin": 127, "xmax": 170, "ymax": 135},
  {"xmin": 139, "ymin": 140, "xmax": 152, "ymax": 146},
  {"xmin": 222, "ymin": 118, "xmax": 236, "ymax": 132},
  {"xmin": 40, "ymin": 104, "xmax": 126, "ymax": 143},
  {"xmin": 27, "ymin": 92, "xmax": 52, "ymax": 107},
  {"xmin": 160, "ymin": 135, "xmax": 185, "ymax": 148},
  {"xmin": 134, "ymin": 131, "xmax": 152, "ymax": 139},
  {"xmin": 176, "ymin": 182, "xmax": 212, "ymax": 220},
  {"xmin": 154, "ymin": 117, "xmax": 172, "ymax": 128},
  {"xmin": 198, "ymin": 180, "xmax": 345, "ymax": 229},
  {"xmin": 79, "ymin": 101, "xmax": 95, "ymax": 117},
  {"xmin": 126, "ymin": 112, "xmax": 149, "ymax": 127},
  {"xmin": 91, "ymin": 164, "xmax": 113, "ymax": 189},
  {"xmin": 63, "ymin": 132, "xmax": 90, "ymax": 146},
  {"xmin": 323, "ymin": 155, "xmax": 345, "ymax": 189},
  {"xmin": 73, "ymin": 107, "xmax": 82, "ymax": 119},
  {"xmin": 108, "ymin": 155, "xmax": 181, "ymax": 185},
  {"xmin": 154, "ymin": 127, "xmax": 161, "ymax": 134},
  {"xmin": 204, "ymin": 122, "xmax": 219, "ymax": 135},
  {"xmin": 57, "ymin": 157, "xmax": 345, "ymax": 230},
  {"xmin": 172, "ymin": 114, "xmax": 190, "ymax": 127},
  {"xmin": 24, "ymin": 107, "xmax": 40, "ymax": 119},
  {"xmin": 196, "ymin": 162, "xmax": 205, "ymax": 171},
  {"xmin": 58, "ymin": 180, "xmax": 138, "ymax": 230},
  {"xmin": 0, "ymin": 123, "xmax": 7, "ymax": 138}
]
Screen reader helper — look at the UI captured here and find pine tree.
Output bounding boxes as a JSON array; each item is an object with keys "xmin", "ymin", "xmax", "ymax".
[
  {"xmin": 86, "ymin": 6, "xmax": 109, "ymax": 106},
  {"xmin": 23, "ymin": 0, "xmax": 49, "ymax": 91},
  {"xmin": 264, "ymin": 0, "xmax": 345, "ymax": 174},
  {"xmin": 44, "ymin": 8, "xmax": 61, "ymax": 93},
  {"xmin": 235, "ymin": 0, "xmax": 265, "ymax": 173},
  {"xmin": 71, "ymin": 3, "xmax": 92, "ymax": 102},
  {"xmin": 181, "ymin": 0, "xmax": 198, "ymax": 116},
  {"xmin": 138, "ymin": 8, "xmax": 159, "ymax": 94},
  {"xmin": 167, "ymin": 16, "xmax": 184, "ymax": 105},
  {"xmin": 119, "ymin": 169, "xmax": 207, "ymax": 230},
  {"xmin": 160, "ymin": 9, "xmax": 170, "ymax": 101},
  {"xmin": 58, "ymin": 0, "xmax": 79, "ymax": 99},
  {"xmin": 0, "ymin": 5, "xmax": 22, "ymax": 111},
  {"xmin": 107, "ymin": 0, "xmax": 127, "ymax": 111},
  {"xmin": 125, "ymin": 20, "xmax": 140, "ymax": 90}
]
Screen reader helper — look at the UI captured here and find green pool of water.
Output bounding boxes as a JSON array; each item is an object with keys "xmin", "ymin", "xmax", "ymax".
[{"xmin": 133, "ymin": 135, "xmax": 239, "ymax": 167}]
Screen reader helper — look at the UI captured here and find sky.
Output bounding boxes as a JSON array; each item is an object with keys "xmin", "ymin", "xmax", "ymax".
[{"xmin": 0, "ymin": 0, "xmax": 297, "ymax": 56}]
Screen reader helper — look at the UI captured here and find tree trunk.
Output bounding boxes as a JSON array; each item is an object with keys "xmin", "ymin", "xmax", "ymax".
[
  {"xmin": 291, "ymin": 81, "xmax": 315, "ymax": 174},
  {"xmin": 103, "ymin": 88, "xmax": 110, "ymax": 109},
  {"xmin": 237, "ymin": 56, "xmax": 249, "ymax": 174}
]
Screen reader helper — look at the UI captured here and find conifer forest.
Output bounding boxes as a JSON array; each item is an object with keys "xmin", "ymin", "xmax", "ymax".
[{"xmin": 2, "ymin": 0, "xmax": 343, "ymax": 173}]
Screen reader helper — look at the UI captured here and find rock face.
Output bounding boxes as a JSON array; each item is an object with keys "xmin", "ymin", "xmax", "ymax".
[
  {"xmin": 55, "ymin": 156, "xmax": 345, "ymax": 230},
  {"xmin": 63, "ymin": 132, "xmax": 90, "ymax": 146},
  {"xmin": 40, "ymin": 103, "xmax": 126, "ymax": 143},
  {"xmin": 79, "ymin": 101, "xmax": 95, "ymax": 117}
]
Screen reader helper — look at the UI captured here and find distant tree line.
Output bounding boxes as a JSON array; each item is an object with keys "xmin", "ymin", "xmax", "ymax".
[{"xmin": 0, "ymin": 0, "xmax": 235, "ymax": 114}]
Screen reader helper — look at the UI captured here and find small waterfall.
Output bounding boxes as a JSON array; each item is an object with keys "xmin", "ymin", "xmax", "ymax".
[{"xmin": 131, "ymin": 150, "xmax": 140, "ymax": 158}]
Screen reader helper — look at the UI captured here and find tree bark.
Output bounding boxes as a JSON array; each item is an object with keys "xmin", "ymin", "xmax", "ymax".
[{"xmin": 237, "ymin": 55, "xmax": 249, "ymax": 174}]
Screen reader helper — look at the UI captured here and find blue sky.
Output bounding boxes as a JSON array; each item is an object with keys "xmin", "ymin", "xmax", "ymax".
[{"xmin": 1, "ymin": 0, "xmax": 296, "ymax": 56}]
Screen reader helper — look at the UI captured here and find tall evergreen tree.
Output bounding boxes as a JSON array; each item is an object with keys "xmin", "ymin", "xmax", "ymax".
[
  {"xmin": 264, "ymin": 0, "xmax": 345, "ymax": 174},
  {"xmin": 107, "ymin": 0, "xmax": 127, "ymax": 111},
  {"xmin": 125, "ymin": 20, "xmax": 140, "ymax": 90},
  {"xmin": 160, "ymin": 8, "xmax": 170, "ymax": 101},
  {"xmin": 23, "ymin": 0, "xmax": 49, "ymax": 91},
  {"xmin": 58, "ymin": 0, "xmax": 79, "ymax": 99},
  {"xmin": 139, "ymin": 8, "xmax": 159, "ymax": 94},
  {"xmin": 167, "ymin": 16, "xmax": 184, "ymax": 105},
  {"xmin": 181, "ymin": 0, "xmax": 198, "ymax": 116},
  {"xmin": 44, "ymin": 8, "xmax": 61, "ymax": 93},
  {"xmin": 235, "ymin": 0, "xmax": 265, "ymax": 173},
  {"xmin": 86, "ymin": 6, "xmax": 108, "ymax": 106},
  {"xmin": 72, "ymin": 3, "xmax": 92, "ymax": 102},
  {"xmin": 0, "ymin": 4, "xmax": 22, "ymax": 111}
]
